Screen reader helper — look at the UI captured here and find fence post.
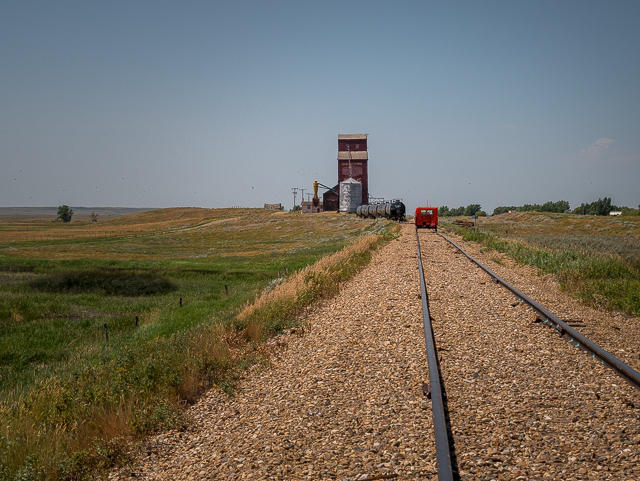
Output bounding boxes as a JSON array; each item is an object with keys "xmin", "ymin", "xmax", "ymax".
[
  {"xmin": 135, "ymin": 315, "xmax": 139, "ymax": 327},
  {"xmin": 104, "ymin": 323, "xmax": 109, "ymax": 342},
  {"xmin": 225, "ymin": 285, "xmax": 228, "ymax": 296}
]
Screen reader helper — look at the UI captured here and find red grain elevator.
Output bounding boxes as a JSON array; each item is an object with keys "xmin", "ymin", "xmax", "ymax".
[{"xmin": 338, "ymin": 134, "xmax": 368, "ymax": 205}]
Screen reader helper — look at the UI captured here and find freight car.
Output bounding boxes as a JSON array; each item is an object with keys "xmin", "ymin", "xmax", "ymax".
[
  {"xmin": 356, "ymin": 200, "xmax": 406, "ymax": 221},
  {"xmin": 415, "ymin": 206, "xmax": 438, "ymax": 231}
]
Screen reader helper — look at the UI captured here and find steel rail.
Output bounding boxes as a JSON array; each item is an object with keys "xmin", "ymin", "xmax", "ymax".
[
  {"xmin": 439, "ymin": 233, "xmax": 640, "ymax": 391},
  {"xmin": 415, "ymin": 229, "xmax": 455, "ymax": 481}
]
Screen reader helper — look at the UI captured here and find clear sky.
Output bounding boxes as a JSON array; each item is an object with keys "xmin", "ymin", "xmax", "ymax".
[{"xmin": 2, "ymin": 1, "xmax": 639, "ymax": 214}]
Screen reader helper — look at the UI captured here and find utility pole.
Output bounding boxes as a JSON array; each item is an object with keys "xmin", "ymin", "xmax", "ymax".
[
  {"xmin": 299, "ymin": 188, "xmax": 305, "ymax": 205},
  {"xmin": 291, "ymin": 188, "xmax": 298, "ymax": 210}
]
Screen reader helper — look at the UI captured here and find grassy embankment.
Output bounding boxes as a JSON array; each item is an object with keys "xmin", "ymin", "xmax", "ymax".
[
  {"xmin": 441, "ymin": 212, "xmax": 640, "ymax": 316},
  {"xmin": 0, "ymin": 208, "xmax": 398, "ymax": 480}
]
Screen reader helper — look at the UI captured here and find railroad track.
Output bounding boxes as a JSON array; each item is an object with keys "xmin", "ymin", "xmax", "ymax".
[{"xmin": 415, "ymin": 229, "xmax": 640, "ymax": 480}]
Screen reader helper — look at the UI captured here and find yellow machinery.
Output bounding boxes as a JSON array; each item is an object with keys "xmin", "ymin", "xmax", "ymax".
[{"xmin": 312, "ymin": 180, "xmax": 319, "ymax": 207}]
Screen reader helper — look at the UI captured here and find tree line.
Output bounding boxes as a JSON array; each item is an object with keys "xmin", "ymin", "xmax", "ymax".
[
  {"xmin": 571, "ymin": 197, "xmax": 639, "ymax": 216},
  {"xmin": 492, "ymin": 200, "xmax": 570, "ymax": 216},
  {"xmin": 492, "ymin": 198, "xmax": 639, "ymax": 216},
  {"xmin": 439, "ymin": 204, "xmax": 486, "ymax": 217},
  {"xmin": 437, "ymin": 198, "xmax": 640, "ymax": 218}
]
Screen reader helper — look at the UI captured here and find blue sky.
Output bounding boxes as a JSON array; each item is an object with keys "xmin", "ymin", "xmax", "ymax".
[{"xmin": 2, "ymin": 1, "xmax": 639, "ymax": 213}]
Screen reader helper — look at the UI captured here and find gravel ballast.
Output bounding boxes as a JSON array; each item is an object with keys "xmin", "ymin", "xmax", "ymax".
[{"xmin": 111, "ymin": 225, "xmax": 640, "ymax": 480}]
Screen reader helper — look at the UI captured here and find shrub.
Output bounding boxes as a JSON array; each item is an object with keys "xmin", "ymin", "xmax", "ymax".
[
  {"xmin": 28, "ymin": 271, "xmax": 178, "ymax": 296},
  {"xmin": 57, "ymin": 206, "xmax": 74, "ymax": 223}
]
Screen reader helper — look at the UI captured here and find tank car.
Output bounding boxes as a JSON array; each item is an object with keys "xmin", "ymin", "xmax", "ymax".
[
  {"xmin": 356, "ymin": 204, "xmax": 374, "ymax": 219},
  {"xmin": 366, "ymin": 204, "xmax": 375, "ymax": 218},
  {"xmin": 355, "ymin": 200, "xmax": 406, "ymax": 221},
  {"xmin": 387, "ymin": 200, "xmax": 406, "ymax": 221},
  {"xmin": 415, "ymin": 206, "xmax": 438, "ymax": 231}
]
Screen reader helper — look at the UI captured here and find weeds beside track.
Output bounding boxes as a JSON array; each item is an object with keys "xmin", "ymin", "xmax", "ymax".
[{"xmin": 441, "ymin": 221, "xmax": 640, "ymax": 317}]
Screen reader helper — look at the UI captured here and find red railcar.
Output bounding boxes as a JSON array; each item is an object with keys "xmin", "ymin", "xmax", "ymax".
[{"xmin": 415, "ymin": 207, "xmax": 438, "ymax": 231}]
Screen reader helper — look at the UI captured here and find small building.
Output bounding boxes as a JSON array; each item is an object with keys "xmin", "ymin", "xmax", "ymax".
[
  {"xmin": 264, "ymin": 203, "xmax": 283, "ymax": 211},
  {"xmin": 322, "ymin": 185, "xmax": 339, "ymax": 212},
  {"xmin": 301, "ymin": 201, "xmax": 322, "ymax": 213}
]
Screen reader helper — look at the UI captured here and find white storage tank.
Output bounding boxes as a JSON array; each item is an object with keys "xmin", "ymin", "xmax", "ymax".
[{"xmin": 339, "ymin": 178, "xmax": 362, "ymax": 213}]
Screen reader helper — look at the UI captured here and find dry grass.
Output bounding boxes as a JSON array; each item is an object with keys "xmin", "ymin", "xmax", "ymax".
[
  {"xmin": 0, "ymin": 209, "xmax": 372, "ymax": 261},
  {"xmin": 479, "ymin": 211, "xmax": 639, "ymax": 238},
  {"xmin": 0, "ymin": 208, "xmax": 242, "ymax": 244},
  {"xmin": 237, "ymin": 234, "xmax": 382, "ymax": 324},
  {"xmin": 243, "ymin": 321, "xmax": 262, "ymax": 343}
]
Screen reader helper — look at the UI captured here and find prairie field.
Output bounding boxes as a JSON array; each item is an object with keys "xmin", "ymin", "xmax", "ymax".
[
  {"xmin": 0, "ymin": 207, "xmax": 395, "ymax": 480},
  {"xmin": 442, "ymin": 212, "xmax": 640, "ymax": 316}
]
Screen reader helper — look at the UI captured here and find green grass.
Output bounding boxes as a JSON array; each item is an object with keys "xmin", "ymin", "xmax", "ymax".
[
  {"xmin": 0, "ymin": 261, "xmax": 265, "ymax": 395},
  {"xmin": 0, "ymin": 208, "xmax": 395, "ymax": 480},
  {"xmin": 441, "ymin": 217, "xmax": 640, "ymax": 316}
]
